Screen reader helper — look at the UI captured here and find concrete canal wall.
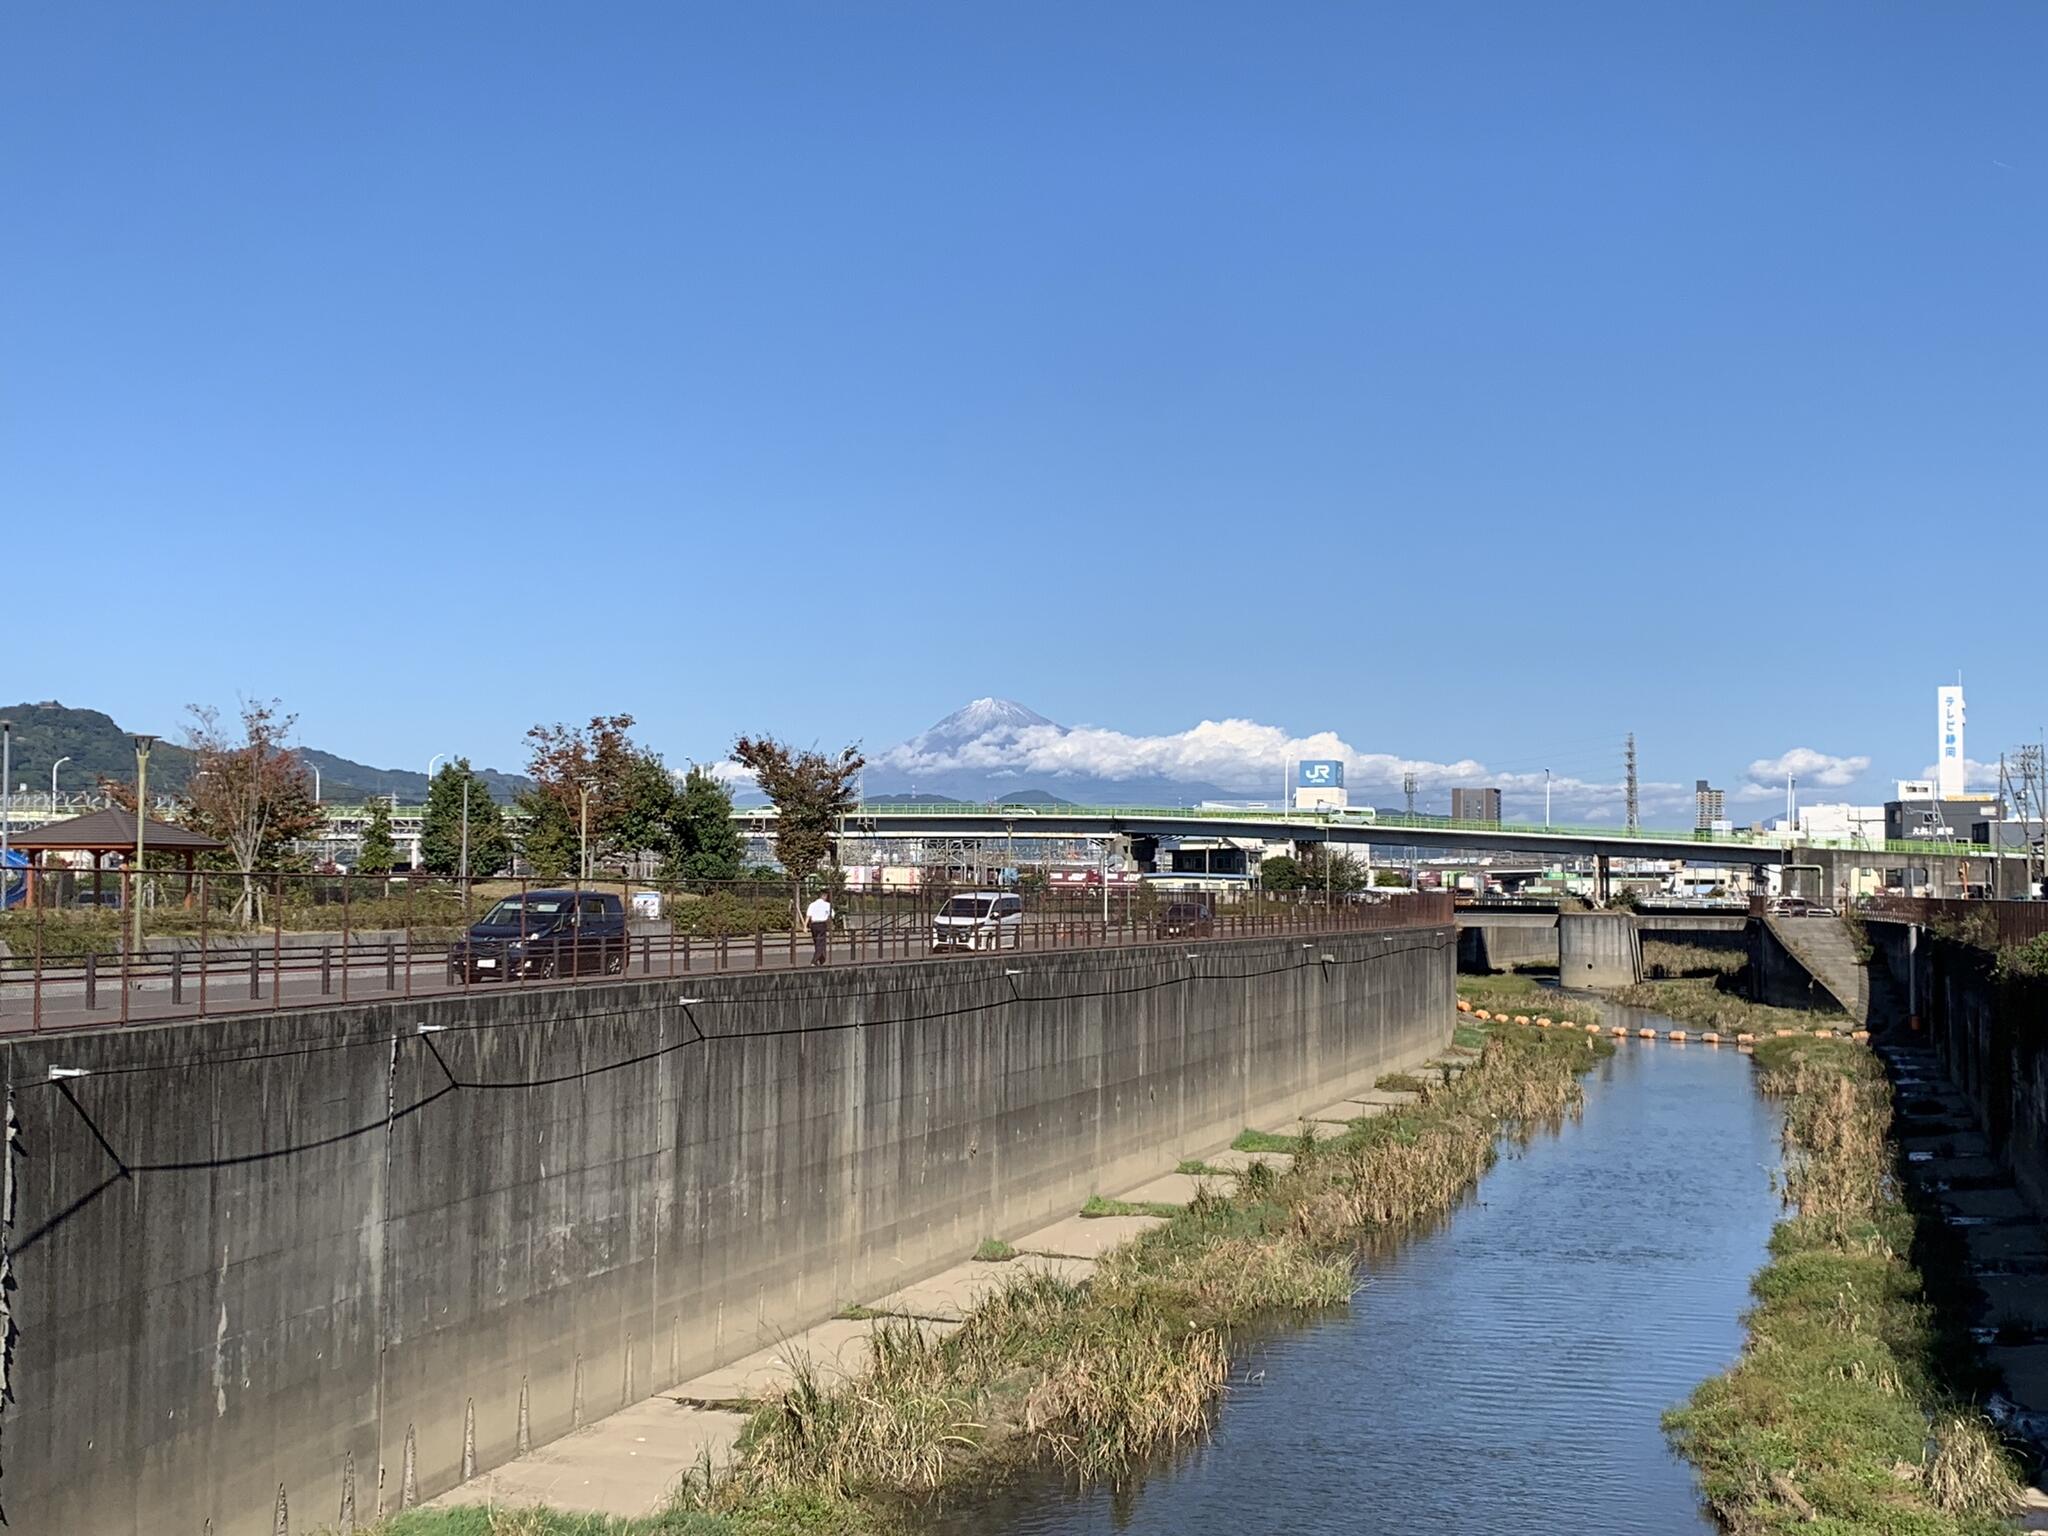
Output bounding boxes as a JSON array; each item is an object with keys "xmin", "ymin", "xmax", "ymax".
[
  {"xmin": 1865, "ymin": 920, "xmax": 2048, "ymax": 1215},
  {"xmin": 0, "ymin": 925, "xmax": 1454, "ymax": 1535}
]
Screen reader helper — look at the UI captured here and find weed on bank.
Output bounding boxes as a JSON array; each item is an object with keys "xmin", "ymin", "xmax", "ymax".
[{"xmin": 1665, "ymin": 1036, "xmax": 2024, "ymax": 1534}]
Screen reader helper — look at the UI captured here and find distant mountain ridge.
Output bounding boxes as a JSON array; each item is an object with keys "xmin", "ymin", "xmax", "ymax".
[{"xmin": 0, "ymin": 701, "xmax": 531, "ymax": 805}]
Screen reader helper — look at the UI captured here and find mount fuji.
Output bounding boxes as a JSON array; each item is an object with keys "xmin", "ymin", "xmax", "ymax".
[{"xmin": 865, "ymin": 698, "xmax": 1241, "ymax": 805}]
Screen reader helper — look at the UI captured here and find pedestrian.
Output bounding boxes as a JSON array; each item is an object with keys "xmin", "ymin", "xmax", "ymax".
[{"xmin": 806, "ymin": 891, "xmax": 834, "ymax": 967}]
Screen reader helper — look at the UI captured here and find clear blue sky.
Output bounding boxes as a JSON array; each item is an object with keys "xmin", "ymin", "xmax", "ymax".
[{"xmin": 6, "ymin": 3, "xmax": 2044, "ymax": 814}]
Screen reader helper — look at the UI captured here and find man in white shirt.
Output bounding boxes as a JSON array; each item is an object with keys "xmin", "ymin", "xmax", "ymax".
[{"xmin": 805, "ymin": 893, "xmax": 833, "ymax": 967}]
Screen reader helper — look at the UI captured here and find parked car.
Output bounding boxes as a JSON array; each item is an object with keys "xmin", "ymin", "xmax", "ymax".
[
  {"xmin": 1769, "ymin": 896, "xmax": 1811, "ymax": 917},
  {"xmin": 931, "ymin": 892, "xmax": 1024, "ymax": 952},
  {"xmin": 448, "ymin": 890, "xmax": 628, "ymax": 982},
  {"xmin": 1155, "ymin": 900, "xmax": 1214, "ymax": 939}
]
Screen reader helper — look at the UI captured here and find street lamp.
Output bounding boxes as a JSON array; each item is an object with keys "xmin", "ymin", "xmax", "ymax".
[
  {"xmin": 1544, "ymin": 768, "xmax": 1552, "ymax": 830},
  {"xmin": 51, "ymin": 756, "xmax": 70, "ymax": 811},
  {"xmin": 132, "ymin": 735, "xmax": 159, "ymax": 956},
  {"xmin": 578, "ymin": 784, "xmax": 591, "ymax": 882}
]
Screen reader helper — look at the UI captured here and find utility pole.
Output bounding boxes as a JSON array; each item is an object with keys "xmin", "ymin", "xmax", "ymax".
[
  {"xmin": 0, "ymin": 718, "xmax": 12, "ymax": 873},
  {"xmin": 132, "ymin": 734, "xmax": 158, "ymax": 956},
  {"xmin": 1544, "ymin": 768, "xmax": 1552, "ymax": 830},
  {"xmin": 1624, "ymin": 734, "xmax": 1639, "ymax": 835}
]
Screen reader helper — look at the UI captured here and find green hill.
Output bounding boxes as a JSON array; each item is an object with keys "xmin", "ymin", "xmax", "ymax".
[{"xmin": 0, "ymin": 701, "xmax": 529, "ymax": 805}]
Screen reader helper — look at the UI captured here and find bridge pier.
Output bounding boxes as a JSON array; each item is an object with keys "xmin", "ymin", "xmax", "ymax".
[
  {"xmin": 1559, "ymin": 910, "xmax": 1641, "ymax": 988},
  {"xmin": 1594, "ymin": 854, "xmax": 1611, "ymax": 906}
]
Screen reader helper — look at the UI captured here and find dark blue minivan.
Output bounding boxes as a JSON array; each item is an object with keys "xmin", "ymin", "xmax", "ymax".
[{"xmin": 447, "ymin": 890, "xmax": 627, "ymax": 982}]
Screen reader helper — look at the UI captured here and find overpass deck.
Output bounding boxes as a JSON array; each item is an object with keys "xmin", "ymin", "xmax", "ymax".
[{"xmin": 746, "ymin": 804, "xmax": 2009, "ymax": 867}]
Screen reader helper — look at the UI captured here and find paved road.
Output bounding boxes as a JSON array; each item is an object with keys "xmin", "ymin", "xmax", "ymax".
[{"xmin": 0, "ymin": 920, "xmax": 1144, "ymax": 1035}]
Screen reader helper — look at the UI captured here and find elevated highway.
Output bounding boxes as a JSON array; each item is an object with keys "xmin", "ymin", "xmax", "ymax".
[{"xmin": 740, "ymin": 803, "xmax": 2013, "ymax": 869}]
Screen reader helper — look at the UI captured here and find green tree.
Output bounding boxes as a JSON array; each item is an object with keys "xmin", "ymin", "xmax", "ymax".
[
  {"xmin": 1261, "ymin": 854, "xmax": 1305, "ymax": 891},
  {"xmin": 523, "ymin": 713, "xmax": 682, "ymax": 872},
  {"xmin": 357, "ymin": 799, "xmax": 397, "ymax": 876},
  {"xmin": 516, "ymin": 788, "xmax": 579, "ymax": 881},
  {"xmin": 421, "ymin": 759, "xmax": 513, "ymax": 878},
  {"xmin": 611, "ymin": 752, "xmax": 682, "ymax": 867},
  {"xmin": 1267, "ymin": 845, "xmax": 1369, "ymax": 895},
  {"xmin": 669, "ymin": 767, "xmax": 746, "ymax": 880},
  {"xmin": 1372, "ymin": 868, "xmax": 1410, "ymax": 888},
  {"xmin": 729, "ymin": 734, "xmax": 864, "ymax": 885}
]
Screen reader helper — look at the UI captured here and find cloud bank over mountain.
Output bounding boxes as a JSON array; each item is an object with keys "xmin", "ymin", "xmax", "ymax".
[{"xmin": 860, "ymin": 699, "xmax": 1693, "ymax": 820}]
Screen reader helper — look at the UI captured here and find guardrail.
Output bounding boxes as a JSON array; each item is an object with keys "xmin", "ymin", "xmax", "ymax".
[
  {"xmin": 0, "ymin": 870, "xmax": 1453, "ymax": 1036},
  {"xmin": 1863, "ymin": 896, "xmax": 2048, "ymax": 947}
]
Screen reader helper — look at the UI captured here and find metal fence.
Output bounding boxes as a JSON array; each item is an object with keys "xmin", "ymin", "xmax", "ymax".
[
  {"xmin": 0, "ymin": 869, "xmax": 1455, "ymax": 1036},
  {"xmin": 1862, "ymin": 895, "xmax": 2048, "ymax": 947}
]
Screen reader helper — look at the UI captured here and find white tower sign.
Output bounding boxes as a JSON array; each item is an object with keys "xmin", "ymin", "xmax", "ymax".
[{"xmin": 1937, "ymin": 685, "xmax": 1966, "ymax": 798}]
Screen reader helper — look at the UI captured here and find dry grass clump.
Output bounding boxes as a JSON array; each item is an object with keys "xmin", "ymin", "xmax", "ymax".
[{"xmin": 1023, "ymin": 1316, "xmax": 1227, "ymax": 1482}]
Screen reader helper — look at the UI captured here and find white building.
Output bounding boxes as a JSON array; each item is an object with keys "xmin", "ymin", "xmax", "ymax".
[{"xmin": 1798, "ymin": 803, "xmax": 1886, "ymax": 845}]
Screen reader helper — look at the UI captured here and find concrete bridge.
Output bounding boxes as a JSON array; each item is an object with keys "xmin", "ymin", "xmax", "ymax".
[
  {"xmin": 751, "ymin": 804, "xmax": 2016, "ymax": 884},
  {"xmin": 1456, "ymin": 906, "xmax": 1868, "ymax": 1019}
]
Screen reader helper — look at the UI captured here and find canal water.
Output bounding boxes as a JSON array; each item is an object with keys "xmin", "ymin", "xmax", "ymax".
[{"xmin": 958, "ymin": 1012, "xmax": 1785, "ymax": 1535}]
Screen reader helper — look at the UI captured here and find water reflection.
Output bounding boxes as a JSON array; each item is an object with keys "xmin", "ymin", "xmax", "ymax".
[{"xmin": 949, "ymin": 1026, "xmax": 1783, "ymax": 1535}]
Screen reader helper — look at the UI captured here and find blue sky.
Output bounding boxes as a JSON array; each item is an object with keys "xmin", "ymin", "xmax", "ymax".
[{"xmin": 6, "ymin": 3, "xmax": 2044, "ymax": 820}]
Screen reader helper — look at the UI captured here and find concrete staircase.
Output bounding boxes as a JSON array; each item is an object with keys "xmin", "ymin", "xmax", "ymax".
[{"xmin": 1764, "ymin": 914, "xmax": 1870, "ymax": 1024}]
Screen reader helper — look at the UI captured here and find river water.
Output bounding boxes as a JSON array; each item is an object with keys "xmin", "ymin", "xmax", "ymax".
[{"xmin": 957, "ymin": 1011, "xmax": 1785, "ymax": 1535}]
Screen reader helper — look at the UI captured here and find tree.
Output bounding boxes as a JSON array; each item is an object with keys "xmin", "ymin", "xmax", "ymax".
[
  {"xmin": 729, "ymin": 735, "xmax": 864, "ymax": 885},
  {"xmin": 358, "ymin": 799, "xmax": 397, "ymax": 875},
  {"xmin": 178, "ymin": 700, "xmax": 324, "ymax": 920},
  {"xmin": 1260, "ymin": 854, "xmax": 1306, "ymax": 891},
  {"xmin": 421, "ymin": 759, "xmax": 512, "ymax": 878},
  {"xmin": 1372, "ymin": 868, "xmax": 1410, "ymax": 888},
  {"xmin": 669, "ymin": 766, "xmax": 746, "ymax": 881},
  {"xmin": 1265, "ymin": 845, "xmax": 1368, "ymax": 896},
  {"xmin": 516, "ymin": 789, "xmax": 579, "ymax": 881},
  {"xmin": 523, "ymin": 713, "xmax": 678, "ymax": 874}
]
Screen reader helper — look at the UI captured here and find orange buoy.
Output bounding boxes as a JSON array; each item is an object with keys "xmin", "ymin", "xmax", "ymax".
[
  {"xmin": 1736, "ymin": 1032, "xmax": 1756, "ymax": 1044},
  {"xmin": 1456, "ymin": 999, "xmax": 1473, "ymax": 1014},
  {"xmin": 1669, "ymin": 1030, "xmax": 1687, "ymax": 1043},
  {"xmin": 1851, "ymin": 1029, "xmax": 1870, "ymax": 1042},
  {"xmin": 1638, "ymin": 1027, "xmax": 1656, "ymax": 1039},
  {"xmin": 1702, "ymin": 1031, "xmax": 1720, "ymax": 1044}
]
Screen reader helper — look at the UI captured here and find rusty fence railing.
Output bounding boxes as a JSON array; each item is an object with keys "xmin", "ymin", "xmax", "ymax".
[
  {"xmin": 0, "ymin": 869, "xmax": 1455, "ymax": 1036},
  {"xmin": 1862, "ymin": 895, "xmax": 2048, "ymax": 948}
]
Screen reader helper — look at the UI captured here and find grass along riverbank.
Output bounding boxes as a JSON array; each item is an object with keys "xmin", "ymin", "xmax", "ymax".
[
  {"xmin": 1455, "ymin": 973, "xmax": 1604, "ymax": 1031},
  {"xmin": 1614, "ymin": 977, "xmax": 1847, "ymax": 1036},
  {"xmin": 378, "ymin": 1020, "xmax": 1607, "ymax": 1536},
  {"xmin": 1665, "ymin": 1036, "xmax": 2024, "ymax": 1533}
]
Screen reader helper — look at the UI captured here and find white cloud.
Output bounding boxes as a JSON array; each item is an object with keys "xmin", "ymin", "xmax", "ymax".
[
  {"xmin": 1741, "ymin": 747, "xmax": 1871, "ymax": 792},
  {"xmin": 873, "ymin": 714, "xmax": 1687, "ymax": 820},
  {"xmin": 1919, "ymin": 757, "xmax": 2001, "ymax": 788}
]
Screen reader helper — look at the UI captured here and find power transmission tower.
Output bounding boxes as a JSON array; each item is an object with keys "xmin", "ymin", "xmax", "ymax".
[
  {"xmin": 1402, "ymin": 773, "xmax": 1418, "ymax": 817},
  {"xmin": 1624, "ymin": 733, "xmax": 1639, "ymax": 834}
]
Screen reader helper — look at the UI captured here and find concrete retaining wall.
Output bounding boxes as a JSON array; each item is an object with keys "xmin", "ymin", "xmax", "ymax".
[
  {"xmin": 0, "ymin": 925, "xmax": 1453, "ymax": 1535},
  {"xmin": 1456, "ymin": 912, "xmax": 1558, "ymax": 972},
  {"xmin": 1557, "ymin": 912, "xmax": 1641, "ymax": 988},
  {"xmin": 1866, "ymin": 920, "xmax": 2048, "ymax": 1215}
]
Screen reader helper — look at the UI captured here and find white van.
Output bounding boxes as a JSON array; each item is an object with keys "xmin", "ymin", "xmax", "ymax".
[{"xmin": 931, "ymin": 891, "xmax": 1024, "ymax": 951}]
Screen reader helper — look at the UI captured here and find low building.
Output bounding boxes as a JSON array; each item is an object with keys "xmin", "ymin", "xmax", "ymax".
[{"xmin": 1884, "ymin": 792, "xmax": 2005, "ymax": 846}]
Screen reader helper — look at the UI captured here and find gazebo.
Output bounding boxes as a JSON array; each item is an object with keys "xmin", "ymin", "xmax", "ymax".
[{"xmin": 7, "ymin": 807, "xmax": 226, "ymax": 907}]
